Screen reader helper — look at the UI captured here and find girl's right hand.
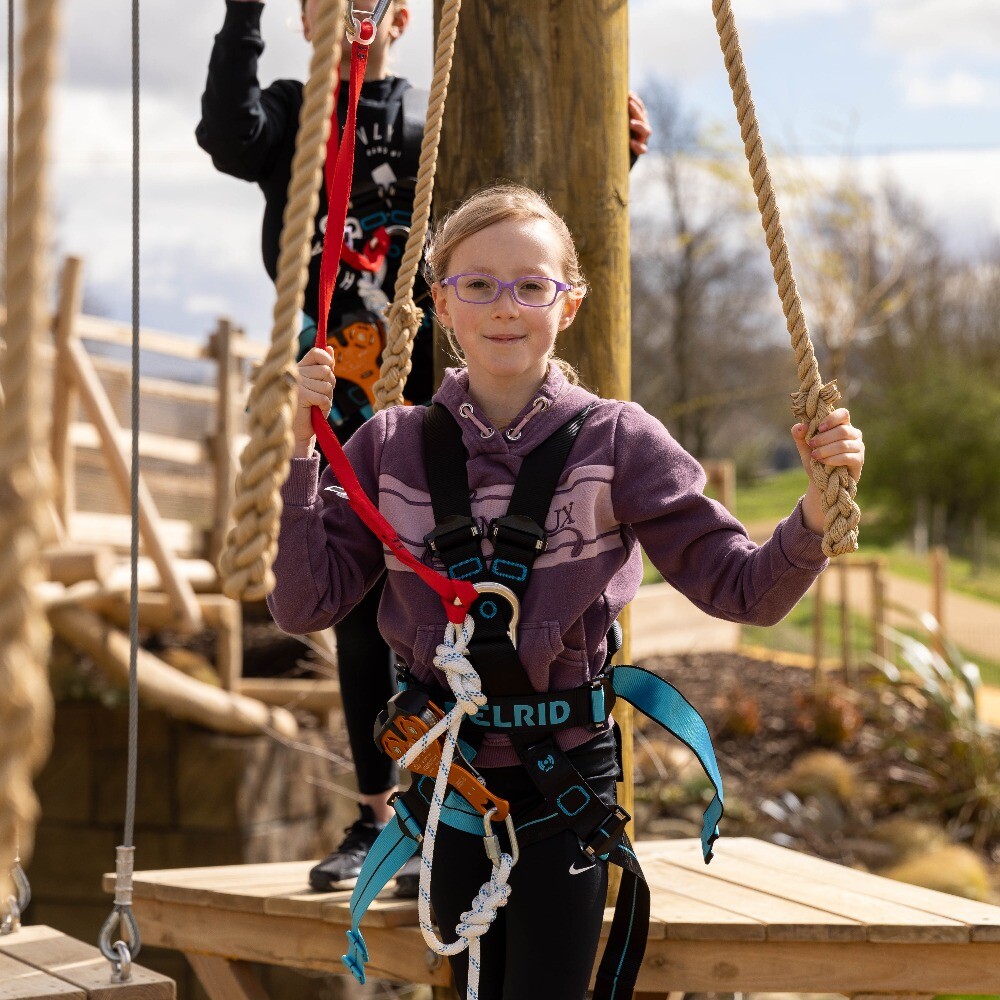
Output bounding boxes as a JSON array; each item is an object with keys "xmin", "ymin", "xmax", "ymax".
[{"xmin": 293, "ymin": 346, "xmax": 335, "ymax": 452}]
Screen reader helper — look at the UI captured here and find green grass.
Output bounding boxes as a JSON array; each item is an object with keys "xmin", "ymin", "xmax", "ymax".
[{"xmin": 732, "ymin": 468, "xmax": 806, "ymax": 526}]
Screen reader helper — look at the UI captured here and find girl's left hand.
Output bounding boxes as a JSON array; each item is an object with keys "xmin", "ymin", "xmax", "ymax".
[{"xmin": 791, "ymin": 408, "xmax": 865, "ymax": 485}]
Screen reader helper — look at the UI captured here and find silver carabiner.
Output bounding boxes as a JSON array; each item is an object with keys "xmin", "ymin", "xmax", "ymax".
[
  {"xmin": 344, "ymin": 1, "xmax": 393, "ymax": 45},
  {"xmin": 473, "ymin": 581, "xmax": 520, "ymax": 650},
  {"xmin": 1, "ymin": 862, "xmax": 31, "ymax": 935},
  {"xmin": 482, "ymin": 806, "xmax": 520, "ymax": 867}
]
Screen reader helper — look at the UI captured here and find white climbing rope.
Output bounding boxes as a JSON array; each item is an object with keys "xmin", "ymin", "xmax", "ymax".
[{"xmin": 399, "ymin": 616, "xmax": 515, "ymax": 1000}]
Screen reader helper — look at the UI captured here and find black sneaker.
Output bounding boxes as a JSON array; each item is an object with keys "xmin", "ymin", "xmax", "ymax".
[
  {"xmin": 309, "ymin": 806, "xmax": 386, "ymax": 892},
  {"xmin": 393, "ymin": 852, "xmax": 421, "ymax": 899}
]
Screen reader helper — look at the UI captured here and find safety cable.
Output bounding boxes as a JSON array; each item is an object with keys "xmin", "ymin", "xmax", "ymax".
[{"xmin": 98, "ymin": 0, "xmax": 142, "ymax": 979}]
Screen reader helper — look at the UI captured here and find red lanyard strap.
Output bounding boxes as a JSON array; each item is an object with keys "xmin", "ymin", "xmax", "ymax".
[{"xmin": 309, "ymin": 40, "xmax": 477, "ymax": 625}]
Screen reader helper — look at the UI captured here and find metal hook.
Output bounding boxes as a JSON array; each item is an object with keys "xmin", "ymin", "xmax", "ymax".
[
  {"xmin": 1, "ymin": 862, "xmax": 31, "ymax": 935},
  {"xmin": 482, "ymin": 806, "xmax": 520, "ymax": 867},
  {"xmin": 344, "ymin": 1, "xmax": 393, "ymax": 45},
  {"xmin": 473, "ymin": 581, "xmax": 520, "ymax": 649},
  {"xmin": 99, "ymin": 906, "xmax": 141, "ymax": 973}
]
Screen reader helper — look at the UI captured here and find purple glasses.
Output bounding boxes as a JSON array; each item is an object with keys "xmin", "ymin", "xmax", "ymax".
[{"xmin": 440, "ymin": 273, "xmax": 572, "ymax": 308}]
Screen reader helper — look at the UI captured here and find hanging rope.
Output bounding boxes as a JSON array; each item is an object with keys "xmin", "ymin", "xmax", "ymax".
[
  {"xmin": 712, "ymin": 0, "xmax": 860, "ymax": 557},
  {"xmin": 372, "ymin": 0, "xmax": 463, "ymax": 411},
  {"xmin": 219, "ymin": 0, "xmax": 345, "ymax": 601},
  {"xmin": 0, "ymin": 0, "xmax": 57, "ymax": 899}
]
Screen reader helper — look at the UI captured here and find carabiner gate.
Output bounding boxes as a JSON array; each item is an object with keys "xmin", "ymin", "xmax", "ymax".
[
  {"xmin": 345, "ymin": 1, "xmax": 393, "ymax": 45},
  {"xmin": 473, "ymin": 581, "xmax": 520, "ymax": 650},
  {"xmin": 483, "ymin": 806, "xmax": 520, "ymax": 867}
]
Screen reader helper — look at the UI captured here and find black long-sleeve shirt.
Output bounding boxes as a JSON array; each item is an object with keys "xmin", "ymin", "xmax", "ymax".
[{"xmin": 196, "ymin": 0, "xmax": 433, "ymax": 427}]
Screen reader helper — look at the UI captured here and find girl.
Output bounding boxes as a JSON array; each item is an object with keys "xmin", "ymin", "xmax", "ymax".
[{"xmin": 269, "ymin": 182, "xmax": 864, "ymax": 999}]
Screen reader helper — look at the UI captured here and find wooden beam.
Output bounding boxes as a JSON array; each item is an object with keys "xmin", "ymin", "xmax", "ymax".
[
  {"xmin": 50, "ymin": 256, "xmax": 85, "ymax": 524},
  {"xmin": 42, "ymin": 544, "xmax": 115, "ymax": 586},
  {"xmin": 237, "ymin": 679, "xmax": 341, "ymax": 713},
  {"xmin": 63, "ymin": 335, "xmax": 202, "ymax": 630},
  {"xmin": 183, "ymin": 956, "xmax": 268, "ymax": 1000},
  {"xmin": 69, "ymin": 423, "xmax": 209, "ymax": 467},
  {"xmin": 48, "ymin": 605, "xmax": 298, "ymax": 739}
]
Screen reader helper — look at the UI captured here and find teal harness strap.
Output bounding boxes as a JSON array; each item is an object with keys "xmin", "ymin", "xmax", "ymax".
[
  {"xmin": 612, "ymin": 665, "xmax": 723, "ymax": 861},
  {"xmin": 342, "ymin": 811, "xmax": 422, "ymax": 983}
]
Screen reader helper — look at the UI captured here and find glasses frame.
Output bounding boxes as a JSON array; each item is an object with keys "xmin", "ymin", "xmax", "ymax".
[{"xmin": 440, "ymin": 272, "xmax": 573, "ymax": 308}]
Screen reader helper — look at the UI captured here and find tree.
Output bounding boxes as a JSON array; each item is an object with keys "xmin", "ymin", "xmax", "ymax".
[{"xmin": 630, "ymin": 81, "xmax": 783, "ymax": 463}]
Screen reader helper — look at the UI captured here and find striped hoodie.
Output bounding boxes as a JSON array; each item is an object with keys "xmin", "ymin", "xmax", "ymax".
[{"xmin": 268, "ymin": 363, "xmax": 828, "ymax": 767}]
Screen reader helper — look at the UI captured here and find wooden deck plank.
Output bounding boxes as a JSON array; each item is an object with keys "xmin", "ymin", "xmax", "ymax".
[
  {"xmin": 0, "ymin": 926, "xmax": 174, "ymax": 1000},
  {"xmin": 647, "ymin": 887, "xmax": 768, "ymax": 941},
  {"xmin": 641, "ymin": 856, "xmax": 866, "ymax": 941},
  {"xmin": 0, "ymin": 951, "xmax": 86, "ymax": 1000},
  {"xmin": 728, "ymin": 837, "xmax": 1000, "ymax": 942},
  {"xmin": 261, "ymin": 890, "xmax": 350, "ymax": 920},
  {"xmin": 647, "ymin": 839, "xmax": 970, "ymax": 943},
  {"xmin": 105, "ymin": 863, "xmax": 314, "ymax": 907}
]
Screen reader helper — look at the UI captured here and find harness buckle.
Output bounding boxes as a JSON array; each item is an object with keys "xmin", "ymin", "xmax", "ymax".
[
  {"xmin": 424, "ymin": 515, "xmax": 480, "ymax": 555},
  {"xmin": 582, "ymin": 805, "xmax": 631, "ymax": 860},
  {"xmin": 488, "ymin": 514, "xmax": 547, "ymax": 554}
]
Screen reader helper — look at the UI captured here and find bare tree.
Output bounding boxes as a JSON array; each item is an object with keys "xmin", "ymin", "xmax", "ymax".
[{"xmin": 630, "ymin": 82, "xmax": 782, "ymax": 462}]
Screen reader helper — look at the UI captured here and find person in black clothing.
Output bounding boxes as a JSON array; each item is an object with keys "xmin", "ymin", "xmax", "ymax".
[
  {"xmin": 197, "ymin": 0, "xmax": 653, "ymax": 897},
  {"xmin": 197, "ymin": 0, "xmax": 429, "ymax": 895}
]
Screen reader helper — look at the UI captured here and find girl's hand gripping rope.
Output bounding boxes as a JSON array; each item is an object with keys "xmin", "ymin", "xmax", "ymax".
[{"xmin": 293, "ymin": 346, "xmax": 336, "ymax": 454}]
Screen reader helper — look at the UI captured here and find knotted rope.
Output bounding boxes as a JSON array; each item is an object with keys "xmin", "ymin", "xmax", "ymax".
[
  {"xmin": 219, "ymin": 0, "xmax": 345, "ymax": 601},
  {"xmin": 0, "ymin": 0, "xmax": 58, "ymax": 896},
  {"xmin": 400, "ymin": 617, "xmax": 514, "ymax": 1000},
  {"xmin": 372, "ymin": 0, "xmax": 463, "ymax": 410},
  {"xmin": 712, "ymin": 0, "xmax": 860, "ymax": 557}
]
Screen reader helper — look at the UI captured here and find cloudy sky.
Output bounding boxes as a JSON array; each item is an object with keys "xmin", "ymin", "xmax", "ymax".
[{"xmin": 5, "ymin": 0, "xmax": 999, "ymax": 341}]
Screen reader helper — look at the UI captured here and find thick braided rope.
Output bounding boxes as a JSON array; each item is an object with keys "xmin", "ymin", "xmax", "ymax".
[
  {"xmin": 713, "ymin": 0, "xmax": 859, "ymax": 557},
  {"xmin": 400, "ymin": 617, "xmax": 513, "ymax": 1000},
  {"xmin": 219, "ymin": 0, "xmax": 344, "ymax": 600},
  {"xmin": 372, "ymin": 0, "xmax": 463, "ymax": 411},
  {"xmin": 0, "ymin": 0, "xmax": 58, "ymax": 896}
]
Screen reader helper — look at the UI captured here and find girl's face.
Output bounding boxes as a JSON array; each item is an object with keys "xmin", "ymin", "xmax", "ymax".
[{"xmin": 432, "ymin": 217, "xmax": 582, "ymax": 390}]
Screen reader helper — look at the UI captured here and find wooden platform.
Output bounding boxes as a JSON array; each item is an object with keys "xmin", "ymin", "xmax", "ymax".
[
  {"xmin": 0, "ymin": 925, "xmax": 174, "ymax": 1000},
  {"xmin": 101, "ymin": 837, "xmax": 1000, "ymax": 998}
]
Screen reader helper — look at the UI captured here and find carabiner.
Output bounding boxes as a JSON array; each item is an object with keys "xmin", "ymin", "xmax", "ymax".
[
  {"xmin": 344, "ymin": 1, "xmax": 393, "ymax": 45},
  {"xmin": 483, "ymin": 806, "xmax": 519, "ymax": 867},
  {"xmin": 473, "ymin": 581, "xmax": 520, "ymax": 650}
]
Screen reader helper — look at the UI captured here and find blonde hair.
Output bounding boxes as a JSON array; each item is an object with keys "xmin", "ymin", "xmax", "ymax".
[{"xmin": 425, "ymin": 183, "xmax": 587, "ymax": 383}]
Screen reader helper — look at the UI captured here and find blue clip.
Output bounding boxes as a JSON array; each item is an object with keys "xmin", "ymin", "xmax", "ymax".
[
  {"xmin": 393, "ymin": 797, "xmax": 424, "ymax": 842},
  {"xmin": 342, "ymin": 929, "xmax": 369, "ymax": 984}
]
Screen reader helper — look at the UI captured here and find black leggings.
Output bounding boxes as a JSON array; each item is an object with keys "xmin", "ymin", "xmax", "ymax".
[
  {"xmin": 333, "ymin": 574, "xmax": 398, "ymax": 795},
  {"xmin": 429, "ymin": 732, "xmax": 619, "ymax": 1000}
]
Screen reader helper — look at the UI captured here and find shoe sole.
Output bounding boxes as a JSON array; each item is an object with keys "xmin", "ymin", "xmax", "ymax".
[{"xmin": 309, "ymin": 876, "xmax": 359, "ymax": 893}]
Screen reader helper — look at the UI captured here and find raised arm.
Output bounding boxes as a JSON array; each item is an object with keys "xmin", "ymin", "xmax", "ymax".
[{"xmin": 195, "ymin": 0, "xmax": 299, "ymax": 182}]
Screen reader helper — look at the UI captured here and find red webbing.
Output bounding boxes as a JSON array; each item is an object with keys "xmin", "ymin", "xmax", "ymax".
[{"xmin": 308, "ymin": 36, "xmax": 477, "ymax": 624}]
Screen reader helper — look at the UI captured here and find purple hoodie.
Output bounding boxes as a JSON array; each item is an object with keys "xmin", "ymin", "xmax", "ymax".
[{"xmin": 269, "ymin": 364, "xmax": 827, "ymax": 766}]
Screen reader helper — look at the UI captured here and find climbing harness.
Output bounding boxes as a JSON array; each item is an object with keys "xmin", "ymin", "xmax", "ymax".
[{"xmin": 342, "ymin": 403, "xmax": 725, "ymax": 1000}]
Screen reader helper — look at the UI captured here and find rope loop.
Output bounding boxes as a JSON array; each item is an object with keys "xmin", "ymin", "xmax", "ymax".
[{"xmin": 399, "ymin": 614, "xmax": 515, "ymax": 1000}]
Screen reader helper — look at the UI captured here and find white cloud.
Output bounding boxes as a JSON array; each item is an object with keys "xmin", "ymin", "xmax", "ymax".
[
  {"xmin": 900, "ymin": 69, "xmax": 1000, "ymax": 109},
  {"xmin": 870, "ymin": 0, "xmax": 1000, "ymax": 60}
]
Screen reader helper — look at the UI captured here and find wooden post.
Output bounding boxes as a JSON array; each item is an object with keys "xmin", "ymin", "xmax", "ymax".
[
  {"xmin": 931, "ymin": 545, "xmax": 947, "ymax": 653},
  {"xmin": 871, "ymin": 558, "xmax": 886, "ymax": 667},
  {"xmin": 839, "ymin": 560, "xmax": 853, "ymax": 683},
  {"xmin": 208, "ymin": 317, "xmax": 240, "ymax": 564},
  {"xmin": 813, "ymin": 568, "xmax": 826, "ymax": 680},
  {"xmin": 433, "ymin": 0, "xmax": 632, "ymax": 893},
  {"xmin": 50, "ymin": 255, "xmax": 84, "ymax": 524}
]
